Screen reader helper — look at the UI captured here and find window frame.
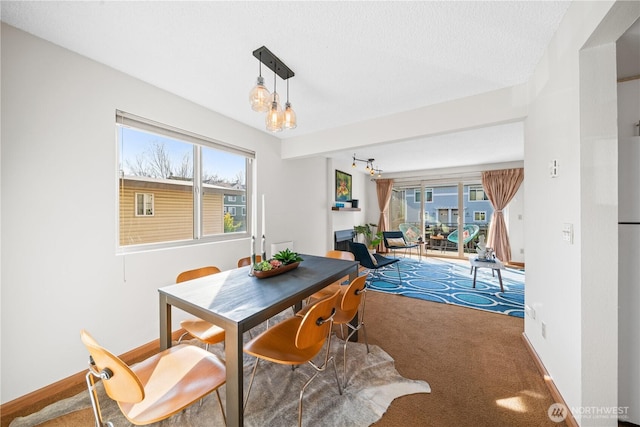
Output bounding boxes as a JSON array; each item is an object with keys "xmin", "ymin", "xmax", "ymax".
[
  {"xmin": 468, "ymin": 185, "xmax": 488, "ymax": 201},
  {"xmin": 474, "ymin": 211, "xmax": 487, "ymax": 222},
  {"xmin": 424, "ymin": 187, "xmax": 433, "ymax": 203},
  {"xmin": 134, "ymin": 192, "xmax": 154, "ymax": 217},
  {"xmin": 116, "ymin": 110, "xmax": 255, "ymax": 253}
]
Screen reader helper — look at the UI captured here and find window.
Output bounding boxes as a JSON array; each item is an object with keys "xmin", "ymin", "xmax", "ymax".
[
  {"xmin": 425, "ymin": 188, "xmax": 433, "ymax": 203},
  {"xmin": 474, "ymin": 211, "xmax": 487, "ymax": 222},
  {"xmin": 469, "ymin": 185, "xmax": 488, "ymax": 201},
  {"xmin": 242, "ymin": 207, "xmax": 246, "ymax": 216},
  {"xmin": 414, "ymin": 188, "xmax": 433, "ymax": 204},
  {"xmin": 117, "ymin": 110, "xmax": 254, "ymax": 250},
  {"xmin": 135, "ymin": 193, "xmax": 154, "ymax": 216}
]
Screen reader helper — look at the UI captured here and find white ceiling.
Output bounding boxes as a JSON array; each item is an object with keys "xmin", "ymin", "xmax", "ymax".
[{"xmin": 1, "ymin": 1, "xmax": 575, "ymax": 175}]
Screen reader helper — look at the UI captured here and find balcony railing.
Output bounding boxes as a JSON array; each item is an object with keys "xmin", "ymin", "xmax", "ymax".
[{"xmin": 400, "ymin": 222, "xmax": 490, "ymax": 255}]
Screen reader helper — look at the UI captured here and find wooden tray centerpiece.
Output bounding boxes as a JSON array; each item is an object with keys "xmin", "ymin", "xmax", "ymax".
[{"xmin": 252, "ymin": 249, "xmax": 304, "ymax": 279}]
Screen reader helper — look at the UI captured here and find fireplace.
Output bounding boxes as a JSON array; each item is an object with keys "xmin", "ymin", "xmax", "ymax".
[{"xmin": 334, "ymin": 229, "xmax": 355, "ymax": 251}]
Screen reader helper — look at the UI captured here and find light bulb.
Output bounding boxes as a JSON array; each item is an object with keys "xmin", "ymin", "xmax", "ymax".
[
  {"xmin": 249, "ymin": 76, "xmax": 271, "ymax": 112},
  {"xmin": 284, "ymin": 102, "xmax": 297, "ymax": 129},
  {"xmin": 265, "ymin": 98, "xmax": 284, "ymax": 132}
]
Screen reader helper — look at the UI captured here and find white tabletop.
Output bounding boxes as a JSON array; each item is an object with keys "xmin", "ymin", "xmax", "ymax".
[{"xmin": 470, "ymin": 258, "xmax": 504, "ymax": 269}]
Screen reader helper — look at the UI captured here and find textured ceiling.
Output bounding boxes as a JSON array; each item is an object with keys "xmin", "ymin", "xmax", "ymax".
[{"xmin": 1, "ymin": 1, "xmax": 574, "ymax": 174}]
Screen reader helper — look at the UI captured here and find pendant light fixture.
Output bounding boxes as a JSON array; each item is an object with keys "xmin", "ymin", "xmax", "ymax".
[
  {"xmin": 265, "ymin": 62, "xmax": 284, "ymax": 132},
  {"xmin": 248, "ymin": 52, "xmax": 271, "ymax": 112},
  {"xmin": 283, "ymin": 77, "xmax": 297, "ymax": 129},
  {"xmin": 250, "ymin": 46, "xmax": 296, "ymax": 132}
]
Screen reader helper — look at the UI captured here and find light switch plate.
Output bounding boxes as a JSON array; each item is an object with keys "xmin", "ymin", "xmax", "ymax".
[{"xmin": 562, "ymin": 223, "xmax": 573, "ymax": 244}]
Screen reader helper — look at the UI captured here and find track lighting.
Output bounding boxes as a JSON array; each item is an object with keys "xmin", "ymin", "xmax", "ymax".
[{"xmin": 352, "ymin": 154, "xmax": 382, "ymax": 177}]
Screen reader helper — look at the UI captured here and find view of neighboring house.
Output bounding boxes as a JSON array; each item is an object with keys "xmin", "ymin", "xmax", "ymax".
[
  {"xmin": 223, "ymin": 191, "xmax": 247, "ymax": 231},
  {"xmin": 390, "ymin": 183, "xmax": 494, "ymax": 235},
  {"xmin": 119, "ymin": 176, "xmax": 246, "ymax": 246}
]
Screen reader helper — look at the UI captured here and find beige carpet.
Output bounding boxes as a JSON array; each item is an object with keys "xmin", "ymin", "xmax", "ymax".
[{"xmin": 10, "ymin": 327, "xmax": 430, "ymax": 427}]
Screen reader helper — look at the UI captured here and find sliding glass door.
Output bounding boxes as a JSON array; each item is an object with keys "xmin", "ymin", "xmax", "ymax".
[{"xmin": 389, "ymin": 180, "xmax": 493, "ymax": 258}]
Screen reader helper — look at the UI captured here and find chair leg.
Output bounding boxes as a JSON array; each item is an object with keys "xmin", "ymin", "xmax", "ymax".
[
  {"xmin": 215, "ymin": 389, "xmax": 227, "ymax": 426},
  {"xmin": 341, "ymin": 321, "xmax": 370, "ymax": 388},
  {"xmin": 298, "ymin": 370, "xmax": 320, "ymax": 427},
  {"xmin": 243, "ymin": 358, "xmax": 260, "ymax": 412},
  {"xmin": 85, "ymin": 371, "xmax": 111, "ymax": 427},
  {"xmin": 177, "ymin": 331, "xmax": 190, "ymax": 344}
]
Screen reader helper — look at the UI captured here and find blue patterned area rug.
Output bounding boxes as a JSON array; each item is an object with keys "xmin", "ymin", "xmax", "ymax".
[{"xmin": 366, "ymin": 258, "xmax": 525, "ymax": 318}]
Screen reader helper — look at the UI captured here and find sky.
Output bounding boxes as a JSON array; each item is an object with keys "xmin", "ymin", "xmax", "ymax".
[{"xmin": 118, "ymin": 125, "xmax": 246, "ymax": 183}]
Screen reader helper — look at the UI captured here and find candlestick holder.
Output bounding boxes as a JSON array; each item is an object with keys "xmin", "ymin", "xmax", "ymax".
[{"xmin": 249, "ymin": 236, "xmax": 256, "ymax": 276}]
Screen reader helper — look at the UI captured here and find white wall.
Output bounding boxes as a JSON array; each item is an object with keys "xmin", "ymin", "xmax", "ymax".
[
  {"xmin": 328, "ymin": 158, "xmax": 371, "ymax": 246},
  {"xmin": 0, "ymin": 24, "xmax": 319, "ymax": 402},
  {"xmin": 524, "ymin": 1, "xmax": 639, "ymax": 425}
]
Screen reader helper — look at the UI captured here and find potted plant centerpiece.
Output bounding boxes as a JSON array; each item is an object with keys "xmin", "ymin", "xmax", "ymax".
[
  {"xmin": 354, "ymin": 223, "xmax": 382, "ymax": 251},
  {"xmin": 252, "ymin": 248, "xmax": 304, "ymax": 278}
]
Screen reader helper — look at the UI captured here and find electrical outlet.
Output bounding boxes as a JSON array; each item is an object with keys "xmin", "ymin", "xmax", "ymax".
[
  {"xmin": 525, "ymin": 304, "xmax": 536, "ymax": 319},
  {"xmin": 541, "ymin": 322, "xmax": 547, "ymax": 339}
]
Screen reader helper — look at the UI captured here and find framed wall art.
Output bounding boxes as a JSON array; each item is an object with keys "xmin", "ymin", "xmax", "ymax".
[{"xmin": 335, "ymin": 170, "xmax": 352, "ymax": 202}]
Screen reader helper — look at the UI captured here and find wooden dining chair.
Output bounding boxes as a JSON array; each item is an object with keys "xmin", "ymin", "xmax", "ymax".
[
  {"xmin": 237, "ymin": 255, "xmax": 262, "ymax": 268},
  {"xmin": 296, "ymin": 274, "xmax": 370, "ymax": 388},
  {"xmin": 176, "ymin": 266, "xmax": 225, "ymax": 350},
  {"xmin": 243, "ymin": 289, "xmax": 342, "ymax": 427},
  {"xmin": 81, "ymin": 329, "xmax": 226, "ymax": 426},
  {"xmin": 305, "ymin": 250, "xmax": 355, "ymax": 304}
]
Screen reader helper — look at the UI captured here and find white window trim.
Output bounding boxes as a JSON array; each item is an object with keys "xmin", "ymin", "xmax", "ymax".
[
  {"xmin": 474, "ymin": 211, "xmax": 487, "ymax": 221},
  {"xmin": 425, "ymin": 187, "xmax": 433, "ymax": 203},
  {"xmin": 116, "ymin": 110, "xmax": 255, "ymax": 254},
  {"xmin": 468, "ymin": 185, "xmax": 487, "ymax": 202},
  {"xmin": 135, "ymin": 193, "xmax": 154, "ymax": 217}
]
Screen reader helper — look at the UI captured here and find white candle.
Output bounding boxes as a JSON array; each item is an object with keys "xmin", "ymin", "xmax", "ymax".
[
  {"xmin": 261, "ymin": 194, "xmax": 266, "ymax": 259},
  {"xmin": 261, "ymin": 194, "xmax": 266, "ymax": 238},
  {"xmin": 251, "ymin": 192, "xmax": 257, "ymax": 257}
]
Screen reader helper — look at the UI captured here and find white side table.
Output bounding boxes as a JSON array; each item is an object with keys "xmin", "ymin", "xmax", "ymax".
[{"xmin": 469, "ymin": 258, "xmax": 505, "ymax": 292}]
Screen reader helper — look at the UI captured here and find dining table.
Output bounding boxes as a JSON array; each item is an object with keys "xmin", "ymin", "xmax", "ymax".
[{"xmin": 158, "ymin": 253, "xmax": 359, "ymax": 427}]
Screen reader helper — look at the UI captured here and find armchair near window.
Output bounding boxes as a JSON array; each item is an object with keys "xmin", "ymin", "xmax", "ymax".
[
  {"xmin": 382, "ymin": 231, "xmax": 419, "ymax": 258},
  {"xmin": 447, "ymin": 224, "xmax": 480, "ymax": 252}
]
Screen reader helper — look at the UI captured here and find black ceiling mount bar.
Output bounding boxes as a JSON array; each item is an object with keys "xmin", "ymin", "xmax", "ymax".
[{"xmin": 252, "ymin": 46, "xmax": 295, "ymax": 80}]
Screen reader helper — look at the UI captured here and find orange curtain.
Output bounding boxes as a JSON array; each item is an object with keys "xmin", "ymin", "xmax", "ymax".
[
  {"xmin": 481, "ymin": 168, "xmax": 524, "ymax": 262},
  {"xmin": 375, "ymin": 179, "xmax": 394, "ymax": 253}
]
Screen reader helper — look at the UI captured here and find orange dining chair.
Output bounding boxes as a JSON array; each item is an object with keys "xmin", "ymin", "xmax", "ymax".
[
  {"xmin": 243, "ymin": 289, "xmax": 342, "ymax": 427},
  {"xmin": 305, "ymin": 250, "xmax": 355, "ymax": 304},
  {"xmin": 297, "ymin": 274, "xmax": 370, "ymax": 388},
  {"xmin": 237, "ymin": 255, "xmax": 262, "ymax": 268},
  {"xmin": 176, "ymin": 266, "xmax": 225, "ymax": 351},
  {"xmin": 81, "ymin": 329, "xmax": 226, "ymax": 426}
]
